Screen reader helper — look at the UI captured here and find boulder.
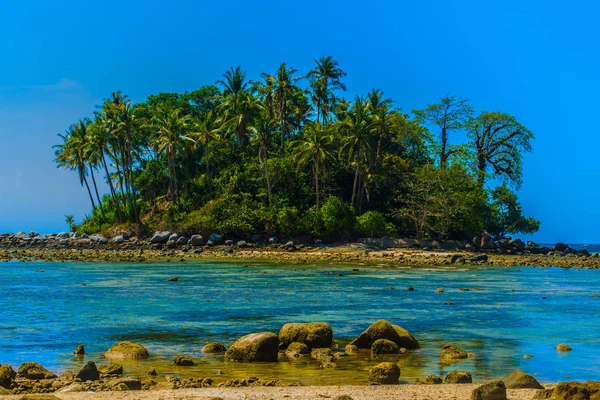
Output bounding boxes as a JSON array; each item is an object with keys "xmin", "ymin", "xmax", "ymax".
[
  {"xmin": 251, "ymin": 234, "xmax": 262, "ymax": 243},
  {"xmin": 509, "ymin": 238, "xmax": 525, "ymax": 250},
  {"xmin": 150, "ymin": 231, "xmax": 171, "ymax": 244},
  {"xmin": 168, "ymin": 233, "xmax": 179, "ymax": 242},
  {"xmin": 0, "ymin": 387, "xmax": 10, "ymax": 395},
  {"xmin": 237, "ymin": 240, "xmax": 248, "ymax": 248},
  {"xmin": 556, "ymin": 344, "xmax": 572, "ymax": 352},
  {"xmin": 90, "ymin": 234, "xmax": 109, "ymax": 244},
  {"xmin": 176, "ymin": 236, "xmax": 189, "ymax": 246},
  {"xmin": 189, "ymin": 235, "xmax": 204, "ymax": 246},
  {"xmin": 533, "ymin": 389, "xmax": 554, "ymax": 399},
  {"xmin": 202, "ymin": 342, "xmax": 227, "ymax": 353},
  {"xmin": 278, "ymin": 322, "xmax": 333, "ymax": 350},
  {"xmin": 269, "ymin": 236, "xmax": 279, "ymax": 244},
  {"xmin": 17, "ymin": 362, "xmax": 57, "ymax": 379},
  {"xmin": 441, "ymin": 344, "xmax": 468, "ymax": 360},
  {"xmin": 471, "ymin": 380, "xmax": 507, "ymax": 400},
  {"xmin": 224, "ymin": 332, "xmax": 279, "ymax": 362},
  {"xmin": 56, "ymin": 232, "xmax": 70, "ymax": 239},
  {"xmin": 348, "ymin": 320, "xmax": 419, "ymax": 350},
  {"xmin": 105, "ymin": 341, "xmax": 149, "ymax": 359},
  {"xmin": 98, "ymin": 363, "xmax": 123, "ymax": 376},
  {"xmin": 73, "ymin": 344, "xmax": 85, "ymax": 355},
  {"xmin": 504, "ymin": 370, "xmax": 544, "ymax": 389},
  {"xmin": 208, "ymin": 233, "xmax": 223, "ymax": 243},
  {"xmin": 0, "ymin": 364, "xmax": 16, "ymax": 389},
  {"xmin": 480, "ymin": 231, "xmax": 495, "ymax": 249},
  {"xmin": 445, "ymin": 371, "xmax": 473, "ymax": 384},
  {"xmin": 225, "ymin": 239, "xmax": 234, "ymax": 245},
  {"xmin": 345, "ymin": 344, "xmax": 359, "ymax": 355},
  {"xmin": 555, "ymin": 243, "xmax": 569, "ymax": 252},
  {"xmin": 285, "ymin": 342, "xmax": 309, "ymax": 358},
  {"xmin": 368, "ymin": 362, "xmax": 400, "ymax": 385},
  {"xmin": 107, "ymin": 378, "xmax": 142, "ymax": 391},
  {"xmin": 112, "ymin": 235, "xmax": 125, "ymax": 244},
  {"xmin": 371, "ymin": 339, "xmax": 399, "ymax": 355},
  {"xmin": 76, "ymin": 361, "xmax": 100, "ymax": 381},
  {"xmin": 173, "ymin": 356, "xmax": 195, "ymax": 366},
  {"xmin": 58, "ymin": 383, "xmax": 87, "ymax": 393},
  {"xmin": 550, "ymin": 382, "xmax": 590, "ymax": 399},
  {"xmin": 585, "ymin": 381, "xmax": 600, "ymax": 400},
  {"xmin": 415, "ymin": 374, "xmax": 443, "ymax": 385},
  {"xmin": 311, "ymin": 348, "xmax": 334, "ymax": 361}
]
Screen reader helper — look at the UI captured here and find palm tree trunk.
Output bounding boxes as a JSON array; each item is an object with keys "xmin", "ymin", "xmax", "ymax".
[
  {"xmin": 89, "ymin": 166, "xmax": 105, "ymax": 219},
  {"xmin": 351, "ymin": 158, "xmax": 359, "ymax": 207},
  {"xmin": 125, "ymin": 134, "xmax": 140, "ymax": 226},
  {"xmin": 315, "ymin": 164, "xmax": 320, "ymax": 211},
  {"xmin": 81, "ymin": 174, "xmax": 96, "ymax": 211},
  {"xmin": 263, "ymin": 148, "xmax": 272, "ymax": 207},
  {"xmin": 102, "ymin": 153, "xmax": 124, "ymax": 223},
  {"xmin": 205, "ymin": 142, "xmax": 212, "ymax": 192}
]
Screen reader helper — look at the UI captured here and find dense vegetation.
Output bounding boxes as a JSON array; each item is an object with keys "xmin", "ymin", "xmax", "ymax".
[{"xmin": 54, "ymin": 56, "xmax": 540, "ymax": 241}]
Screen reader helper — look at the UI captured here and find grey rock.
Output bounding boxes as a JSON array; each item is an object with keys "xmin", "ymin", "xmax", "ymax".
[
  {"xmin": 150, "ymin": 231, "xmax": 171, "ymax": 244},
  {"xmin": 113, "ymin": 236, "xmax": 125, "ymax": 244},
  {"xmin": 208, "ymin": 233, "xmax": 223, "ymax": 243},
  {"xmin": 189, "ymin": 235, "xmax": 204, "ymax": 246},
  {"xmin": 269, "ymin": 236, "xmax": 279, "ymax": 244},
  {"xmin": 176, "ymin": 236, "xmax": 189, "ymax": 246}
]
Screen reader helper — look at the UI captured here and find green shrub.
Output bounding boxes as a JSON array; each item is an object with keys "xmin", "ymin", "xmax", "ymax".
[
  {"xmin": 355, "ymin": 211, "xmax": 395, "ymax": 237},
  {"xmin": 311, "ymin": 196, "xmax": 355, "ymax": 239}
]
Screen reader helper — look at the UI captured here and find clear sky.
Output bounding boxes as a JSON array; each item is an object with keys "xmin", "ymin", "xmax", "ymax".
[{"xmin": 0, "ymin": 0, "xmax": 598, "ymax": 242}]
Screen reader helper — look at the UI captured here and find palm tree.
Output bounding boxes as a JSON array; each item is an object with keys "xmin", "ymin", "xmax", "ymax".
[
  {"xmin": 216, "ymin": 66, "xmax": 260, "ymax": 144},
  {"xmin": 340, "ymin": 96, "xmax": 376, "ymax": 210},
  {"xmin": 65, "ymin": 215, "xmax": 75, "ymax": 232},
  {"xmin": 190, "ymin": 111, "xmax": 222, "ymax": 192},
  {"xmin": 152, "ymin": 103, "xmax": 194, "ymax": 201},
  {"xmin": 54, "ymin": 122, "xmax": 97, "ymax": 213},
  {"xmin": 249, "ymin": 112, "xmax": 279, "ymax": 206},
  {"xmin": 291, "ymin": 121, "xmax": 335, "ymax": 210},
  {"xmin": 307, "ymin": 56, "xmax": 347, "ymax": 124},
  {"xmin": 367, "ymin": 89, "xmax": 397, "ymax": 162},
  {"xmin": 270, "ymin": 63, "xmax": 302, "ymax": 151}
]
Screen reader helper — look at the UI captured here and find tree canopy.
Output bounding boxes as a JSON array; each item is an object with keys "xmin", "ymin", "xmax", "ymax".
[{"xmin": 54, "ymin": 56, "xmax": 539, "ymax": 240}]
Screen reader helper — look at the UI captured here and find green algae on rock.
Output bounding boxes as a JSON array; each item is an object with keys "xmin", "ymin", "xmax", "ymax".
[
  {"xmin": 105, "ymin": 341, "xmax": 149, "ymax": 360},
  {"xmin": 224, "ymin": 332, "xmax": 279, "ymax": 362},
  {"xmin": 349, "ymin": 319, "xmax": 419, "ymax": 349}
]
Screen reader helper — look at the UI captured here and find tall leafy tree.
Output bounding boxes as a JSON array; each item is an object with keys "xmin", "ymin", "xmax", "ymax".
[
  {"xmin": 249, "ymin": 112, "xmax": 279, "ymax": 206},
  {"xmin": 414, "ymin": 95, "xmax": 473, "ymax": 169},
  {"xmin": 307, "ymin": 56, "xmax": 347, "ymax": 124},
  {"xmin": 190, "ymin": 111, "xmax": 222, "ymax": 192},
  {"xmin": 467, "ymin": 111, "xmax": 533, "ymax": 187},
  {"xmin": 291, "ymin": 121, "xmax": 335, "ymax": 210}
]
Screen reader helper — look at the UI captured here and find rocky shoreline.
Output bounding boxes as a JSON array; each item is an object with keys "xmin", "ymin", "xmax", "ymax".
[
  {"xmin": 1, "ymin": 320, "xmax": 596, "ymax": 399},
  {"xmin": 1, "ymin": 231, "xmax": 599, "ymax": 269}
]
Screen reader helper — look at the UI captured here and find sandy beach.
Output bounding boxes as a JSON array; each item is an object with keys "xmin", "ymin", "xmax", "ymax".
[{"xmin": 0, "ymin": 385, "xmax": 543, "ymax": 400}]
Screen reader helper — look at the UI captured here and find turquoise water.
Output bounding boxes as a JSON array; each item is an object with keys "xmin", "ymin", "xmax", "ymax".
[{"xmin": 0, "ymin": 260, "xmax": 599, "ymax": 384}]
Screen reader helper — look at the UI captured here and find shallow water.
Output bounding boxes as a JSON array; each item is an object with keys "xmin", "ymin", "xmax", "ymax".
[{"xmin": 0, "ymin": 260, "xmax": 599, "ymax": 384}]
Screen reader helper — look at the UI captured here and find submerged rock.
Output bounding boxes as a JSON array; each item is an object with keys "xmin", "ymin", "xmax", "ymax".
[
  {"xmin": 278, "ymin": 322, "xmax": 333, "ymax": 350},
  {"xmin": 285, "ymin": 342, "xmax": 309, "ymax": 358},
  {"xmin": 445, "ymin": 371, "xmax": 473, "ymax": 384},
  {"xmin": 556, "ymin": 344, "xmax": 572, "ymax": 352},
  {"xmin": 504, "ymin": 369, "xmax": 544, "ymax": 389},
  {"xmin": 76, "ymin": 361, "xmax": 100, "ymax": 381},
  {"xmin": 105, "ymin": 341, "xmax": 149, "ymax": 360},
  {"xmin": 348, "ymin": 319, "xmax": 419, "ymax": 350},
  {"xmin": 173, "ymin": 356, "xmax": 195, "ymax": 366},
  {"xmin": 440, "ymin": 344, "xmax": 468, "ymax": 360},
  {"xmin": 17, "ymin": 362, "xmax": 57, "ymax": 379},
  {"xmin": 311, "ymin": 348, "xmax": 333, "ymax": 361},
  {"xmin": 368, "ymin": 362, "xmax": 400, "ymax": 384},
  {"xmin": 224, "ymin": 332, "xmax": 279, "ymax": 362},
  {"xmin": 73, "ymin": 344, "xmax": 85, "ymax": 355},
  {"xmin": 471, "ymin": 380, "xmax": 507, "ymax": 400},
  {"xmin": 202, "ymin": 342, "xmax": 227, "ymax": 353},
  {"xmin": 371, "ymin": 339, "xmax": 399, "ymax": 355}
]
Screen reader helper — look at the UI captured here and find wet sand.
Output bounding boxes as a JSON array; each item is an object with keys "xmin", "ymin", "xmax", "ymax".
[{"xmin": 0, "ymin": 385, "xmax": 542, "ymax": 400}]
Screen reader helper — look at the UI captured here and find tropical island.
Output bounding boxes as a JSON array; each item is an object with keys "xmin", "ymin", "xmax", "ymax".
[{"xmin": 51, "ymin": 56, "xmax": 540, "ymax": 244}]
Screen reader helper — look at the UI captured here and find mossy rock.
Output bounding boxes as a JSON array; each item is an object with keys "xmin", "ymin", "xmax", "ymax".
[
  {"xmin": 0, "ymin": 364, "xmax": 16, "ymax": 389},
  {"xmin": 348, "ymin": 320, "xmax": 419, "ymax": 349},
  {"xmin": 585, "ymin": 381, "xmax": 600, "ymax": 400},
  {"xmin": 470, "ymin": 380, "xmax": 507, "ymax": 400},
  {"xmin": 285, "ymin": 342, "xmax": 309, "ymax": 358},
  {"xmin": 555, "ymin": 344, "xmax": 573, "ymax": 352},
  {"xmin": 345, "ymin": 344, "xmax": 359, "ymax": 355},
  {"xmin": 201, "ymin": 342, "xmax": 227, "ymax": 353},
  {"xmin": 105, "ymin": 341, "xmax": 149, "ymax": 360},
  {"xmin": 415, "ymin": 374, "xmax": 443, "ymax": 384},
  {"xmin": 371, "ymin": 338, "xmax": 399, "ymax": 355},
  {"xmin": 441, "ymin": 344, "xmax": 469, "ymax": 360},
  {"xmin": 368, "ymin": 362, "xmax": 400, "ymax": 384},
  {"xmin": 444, "ymin": 371, "xmax": 473, "ymax": 384},
  {"xmin": 17, "ymin": 362, "xmax": 57, "ymax": 380},
  {"xmin": 173, "ymin": 356, "xmax": 195, "ymax": 366},
  {"xmin": 98, "ymin": 363, "xmax": 123, "ymax": 376},
  {"xmin": 75, "ymin": 361, "xmax": 100, "ymax": 381},
  {"xmin": 278, "ymin": 322, "xmax": 333, "ymax": 350},
  {"xmin": 505, "ymin": 370, "xmax": 544, "ymax": 389},
  {"xmin": 224, "ymin": 332, "xmax": 279, "ymax": 362},
  {"xmin": 550, "ymin": 382, "xmax": 590, "ymax": 399},
  {"xmin": 311, "ymin": 348, "xmax": 334, "ymax": 361}
]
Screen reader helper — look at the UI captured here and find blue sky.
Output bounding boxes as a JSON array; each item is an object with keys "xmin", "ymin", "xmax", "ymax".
[{"xmin": 0, "ymin": 0, "xmax": 598, "ymax": 242}]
